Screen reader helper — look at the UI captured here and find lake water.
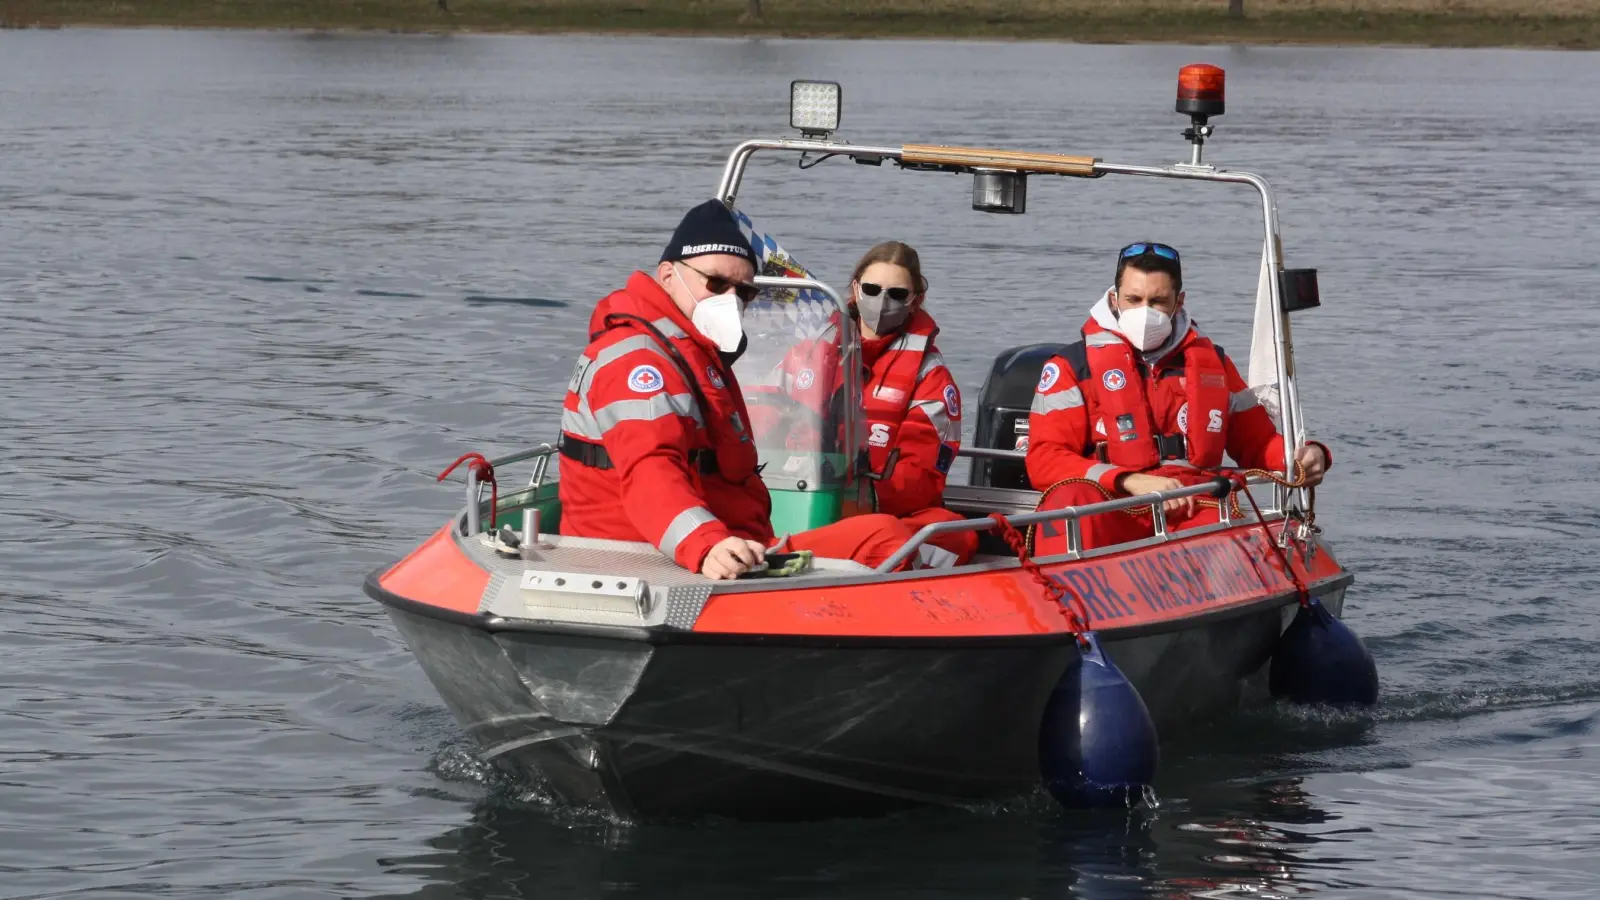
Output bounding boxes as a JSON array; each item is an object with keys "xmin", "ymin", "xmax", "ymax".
[{"xmin": 3, "ymin": 28, "xmax": 1599, "ymax": 899}]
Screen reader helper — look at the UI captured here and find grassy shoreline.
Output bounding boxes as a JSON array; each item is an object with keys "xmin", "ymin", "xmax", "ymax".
[{"xmin": 3, "ymin": 1, "xmax": 1598, "ymax": 49}]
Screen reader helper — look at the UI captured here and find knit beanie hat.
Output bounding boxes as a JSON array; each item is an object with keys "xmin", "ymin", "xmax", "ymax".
[{"xmin": 660, "ymin": 200, "xmax": 758, "ymax": 265}]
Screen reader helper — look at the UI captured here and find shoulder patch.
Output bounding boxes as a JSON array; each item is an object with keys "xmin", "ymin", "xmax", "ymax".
[
  {"xmin": 1037, "ymin": 362, "xmax": 1061, "ymax": 392},
  {"xmin": 795, "ymin": 368, "xmax": 815, "ymax": 390},
  {"xmin": 943, "ymin": 383, "xmax": 961, "ymax": 419},
  {"xmin": 627, "ymin": 364, "xmax": 664, "ymax": 394}
]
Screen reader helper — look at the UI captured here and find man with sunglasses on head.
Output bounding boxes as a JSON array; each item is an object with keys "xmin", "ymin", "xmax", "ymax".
[
  {"xmin": 1024, "ymin": 242, "xmax": 1331, "ymax": 552},
  {"xmin": 558, "ymin": 199, "xmax": 918, "ymax": 579}
]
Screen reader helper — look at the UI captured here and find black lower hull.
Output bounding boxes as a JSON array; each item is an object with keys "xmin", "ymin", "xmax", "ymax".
[{"xmin": 383, "ymin": 584, "xmax": 1341, "ymax": 820}]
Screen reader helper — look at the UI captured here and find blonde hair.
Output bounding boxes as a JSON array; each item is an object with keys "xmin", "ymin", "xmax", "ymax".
[{"xmin": 850, "ymin": 241, "xmax": 928, "ymax": 295}]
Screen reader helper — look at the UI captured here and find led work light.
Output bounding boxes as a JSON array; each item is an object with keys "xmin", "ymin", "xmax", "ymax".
[{"xmin": 790, "ymin": 80, "xmax": 842, "ymax": 137}]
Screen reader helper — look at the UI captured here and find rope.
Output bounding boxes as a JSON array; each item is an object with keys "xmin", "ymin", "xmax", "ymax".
[
  {"xmin": 1227, "ymin": 471, "xmax": 1313, "ymax": 608},
  {"xmin": 1026, "ymin": 478, "xmax": 1115, "ymax": 554},
  {"xmin": 1236, "ymin": 462, "xmax": 1317, "ymax": 538},
  {"xmin": 437, "ymin": 452, "xmax": 498, "ymax": 529},
  {"xmin": 986, "ymin": 512, "xmax": 1093, "ymax": 647}
]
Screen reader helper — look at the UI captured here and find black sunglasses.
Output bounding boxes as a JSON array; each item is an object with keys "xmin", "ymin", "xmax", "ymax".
[
  {"xmin": 859, "ymin": 282, "xmax": 912, "ymax": 302},
  {"xmin": 1118, "ymin": 242, "xmax": 1181, "ymax": 263},
  {"xmin": 679, "ymin": 260, "xmax": 760, "ymax": 303}
]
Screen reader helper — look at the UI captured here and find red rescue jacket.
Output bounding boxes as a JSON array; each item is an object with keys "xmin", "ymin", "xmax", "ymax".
[
  {"xmin": 860, "ymin": 309, "xmax": 962, "ymax": 516},
  {"xmin": 558, "ymin": 271, "xmax": 772, "ymax": 571},
  {"xmin": 1025, "ymin": 311, "xmax": 1286, "ymax": 493}
]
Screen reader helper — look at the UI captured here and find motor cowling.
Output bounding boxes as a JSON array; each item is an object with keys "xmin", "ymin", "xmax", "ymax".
[{"xmin": 969, "ymin": 342, "xmax": 1071, "ymax": 490}]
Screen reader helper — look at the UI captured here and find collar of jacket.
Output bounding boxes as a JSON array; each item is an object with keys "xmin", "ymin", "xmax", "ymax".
[{"xmin": 860, "ymin": 331, "xmax": 896, "ymax": 367}]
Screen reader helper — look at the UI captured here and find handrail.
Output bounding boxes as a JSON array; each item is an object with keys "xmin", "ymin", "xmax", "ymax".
[
  {"xmin": 489, "ymin": 443, "xmax": 556, "ymax": 469},
  {"xmin": 444, "ymin": 445, "xmax": 557, "ymax": 536},
  {"xmin": 957, "ymin": 446, "xmax": 1026, "ymax": 461},
  {"xmin": 445, "ymin": 444, "xmax": 557, "ymax": 535},
  {"xmin": 717, "ymin": 139, "xmax": 904, "ymax": 207},
  {"xmin": 873, "ymin": 479, "xmax": 1234, "ymax": 573},
  {"xmin": 437, "ymin": 444, "xmax": 556, "ymax": 482}
]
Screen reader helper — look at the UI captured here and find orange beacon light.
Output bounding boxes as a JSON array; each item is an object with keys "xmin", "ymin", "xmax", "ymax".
[{"xmin": 1176, "ymin": 64, "xmax": 1225, "ymax": 166}]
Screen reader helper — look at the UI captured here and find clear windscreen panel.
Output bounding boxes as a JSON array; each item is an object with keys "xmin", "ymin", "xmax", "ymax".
[{"xmin": 732, "ymin": 282, "xmax": 863, "ymax": 493}]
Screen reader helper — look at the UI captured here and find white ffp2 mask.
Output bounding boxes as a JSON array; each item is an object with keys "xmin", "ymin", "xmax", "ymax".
[
  {"xmin": 1116, "ymin": 305, "xmax": 1173, "ymax": 351},
  {"xmin": 676, "ymin": 266, "xmax": 746, "ymax": 353}
]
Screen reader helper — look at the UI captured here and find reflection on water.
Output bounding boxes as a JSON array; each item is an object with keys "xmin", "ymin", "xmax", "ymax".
[
  {"xmin": 377, "ymin": 775, "xmax": 1355, "ymax": 899},
  {"xmin": 2, "ymin": 27, "xmax": 1599, "ymax": 900}
]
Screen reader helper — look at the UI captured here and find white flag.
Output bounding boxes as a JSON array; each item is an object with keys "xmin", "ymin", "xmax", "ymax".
[{"xmin": 1246, "ymin": 242, "xmax": 1283, "ymax": 427}]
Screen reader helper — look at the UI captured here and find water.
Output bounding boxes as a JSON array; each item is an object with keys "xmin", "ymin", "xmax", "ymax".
[{"xmin": 3, "ymin": 28, "xmax": 1599, "ymax": 899}]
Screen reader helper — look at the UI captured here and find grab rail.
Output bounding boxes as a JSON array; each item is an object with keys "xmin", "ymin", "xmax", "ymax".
[
  {"xmin": 455, "ymin": 443, "xmax": 556, "ymax": 535},
  {"xmin": 488, "ymin": 444, "xmax": 557, "ymax": 470},
  {"xmin": 873, "ymin": 479, "xmax": 1235, "ymax": 573},
  {"xmin": 957, "ymin": 446, "xmax": 1026, "ymax": 461}
]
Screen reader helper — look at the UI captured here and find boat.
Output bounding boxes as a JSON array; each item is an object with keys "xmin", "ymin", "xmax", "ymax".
[{"xmin": 365, "ymin": 67, "xmax": 1366, "ymax": 821}]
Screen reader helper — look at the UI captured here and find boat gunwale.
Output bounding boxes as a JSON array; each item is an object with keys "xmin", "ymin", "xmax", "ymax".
[
  {"xmin": 365, "ymin": 565, "xmax": 1354, "ymax": 649},
  {"xmin": 441, "ymin": 486, "xmax": 1299, "ymax": 595}
]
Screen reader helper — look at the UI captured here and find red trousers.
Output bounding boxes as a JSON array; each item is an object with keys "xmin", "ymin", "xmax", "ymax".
[
  {"xmin": 775, "ymin": 513, "xmax": 918, "ymax": 571},
  {"xmin": 1031, "ymin": 481, "xmax": 1220, "ymax": 556},
  {"xmin": 898, "ymin": 507, "xmax": 979, "ymax": 567}
]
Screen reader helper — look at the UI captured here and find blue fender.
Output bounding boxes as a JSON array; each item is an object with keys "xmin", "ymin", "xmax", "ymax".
[
  {"xmin": 1039, "ymin": 633, "xmax": 1160, "ymax": 808},
  {"xmin": 1270, "ymin": 595, "xmax": 1379, "ymax": 705}
]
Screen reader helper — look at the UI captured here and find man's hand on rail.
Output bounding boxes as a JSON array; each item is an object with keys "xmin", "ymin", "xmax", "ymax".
[{"xmin": 1116, "ymin": 472, "xmax": 1196, "ymax": 518}]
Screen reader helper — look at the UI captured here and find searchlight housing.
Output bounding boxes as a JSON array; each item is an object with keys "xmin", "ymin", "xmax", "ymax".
[{"xmin": 971, "ymin": 168, "xmax": 1027, "ymax": 214}]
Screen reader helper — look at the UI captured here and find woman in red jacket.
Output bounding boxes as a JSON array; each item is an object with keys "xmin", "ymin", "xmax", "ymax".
[{"xmin": 844, "ymin": 242, "xmax": 978, "ymax": 567}]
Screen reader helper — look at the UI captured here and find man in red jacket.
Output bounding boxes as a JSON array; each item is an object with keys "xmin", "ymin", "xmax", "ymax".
[
  {"xmin": 1025, "ymin": 242, "xmax": 1330, "ymax": 552},
  {"xmin": 557, "ymin": 200, "xmax": 917, "ymax": 579}
]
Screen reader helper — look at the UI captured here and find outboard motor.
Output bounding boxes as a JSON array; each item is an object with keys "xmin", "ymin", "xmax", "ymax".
[{"xmin": 969, "ymin": 343, "xmax": 1070, "ymax": 489}]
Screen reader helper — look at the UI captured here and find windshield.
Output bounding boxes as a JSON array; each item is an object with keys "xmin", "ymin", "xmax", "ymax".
[{"xmin": 733, "ymin": 281, "xmax": 864, "ymax": 492}]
